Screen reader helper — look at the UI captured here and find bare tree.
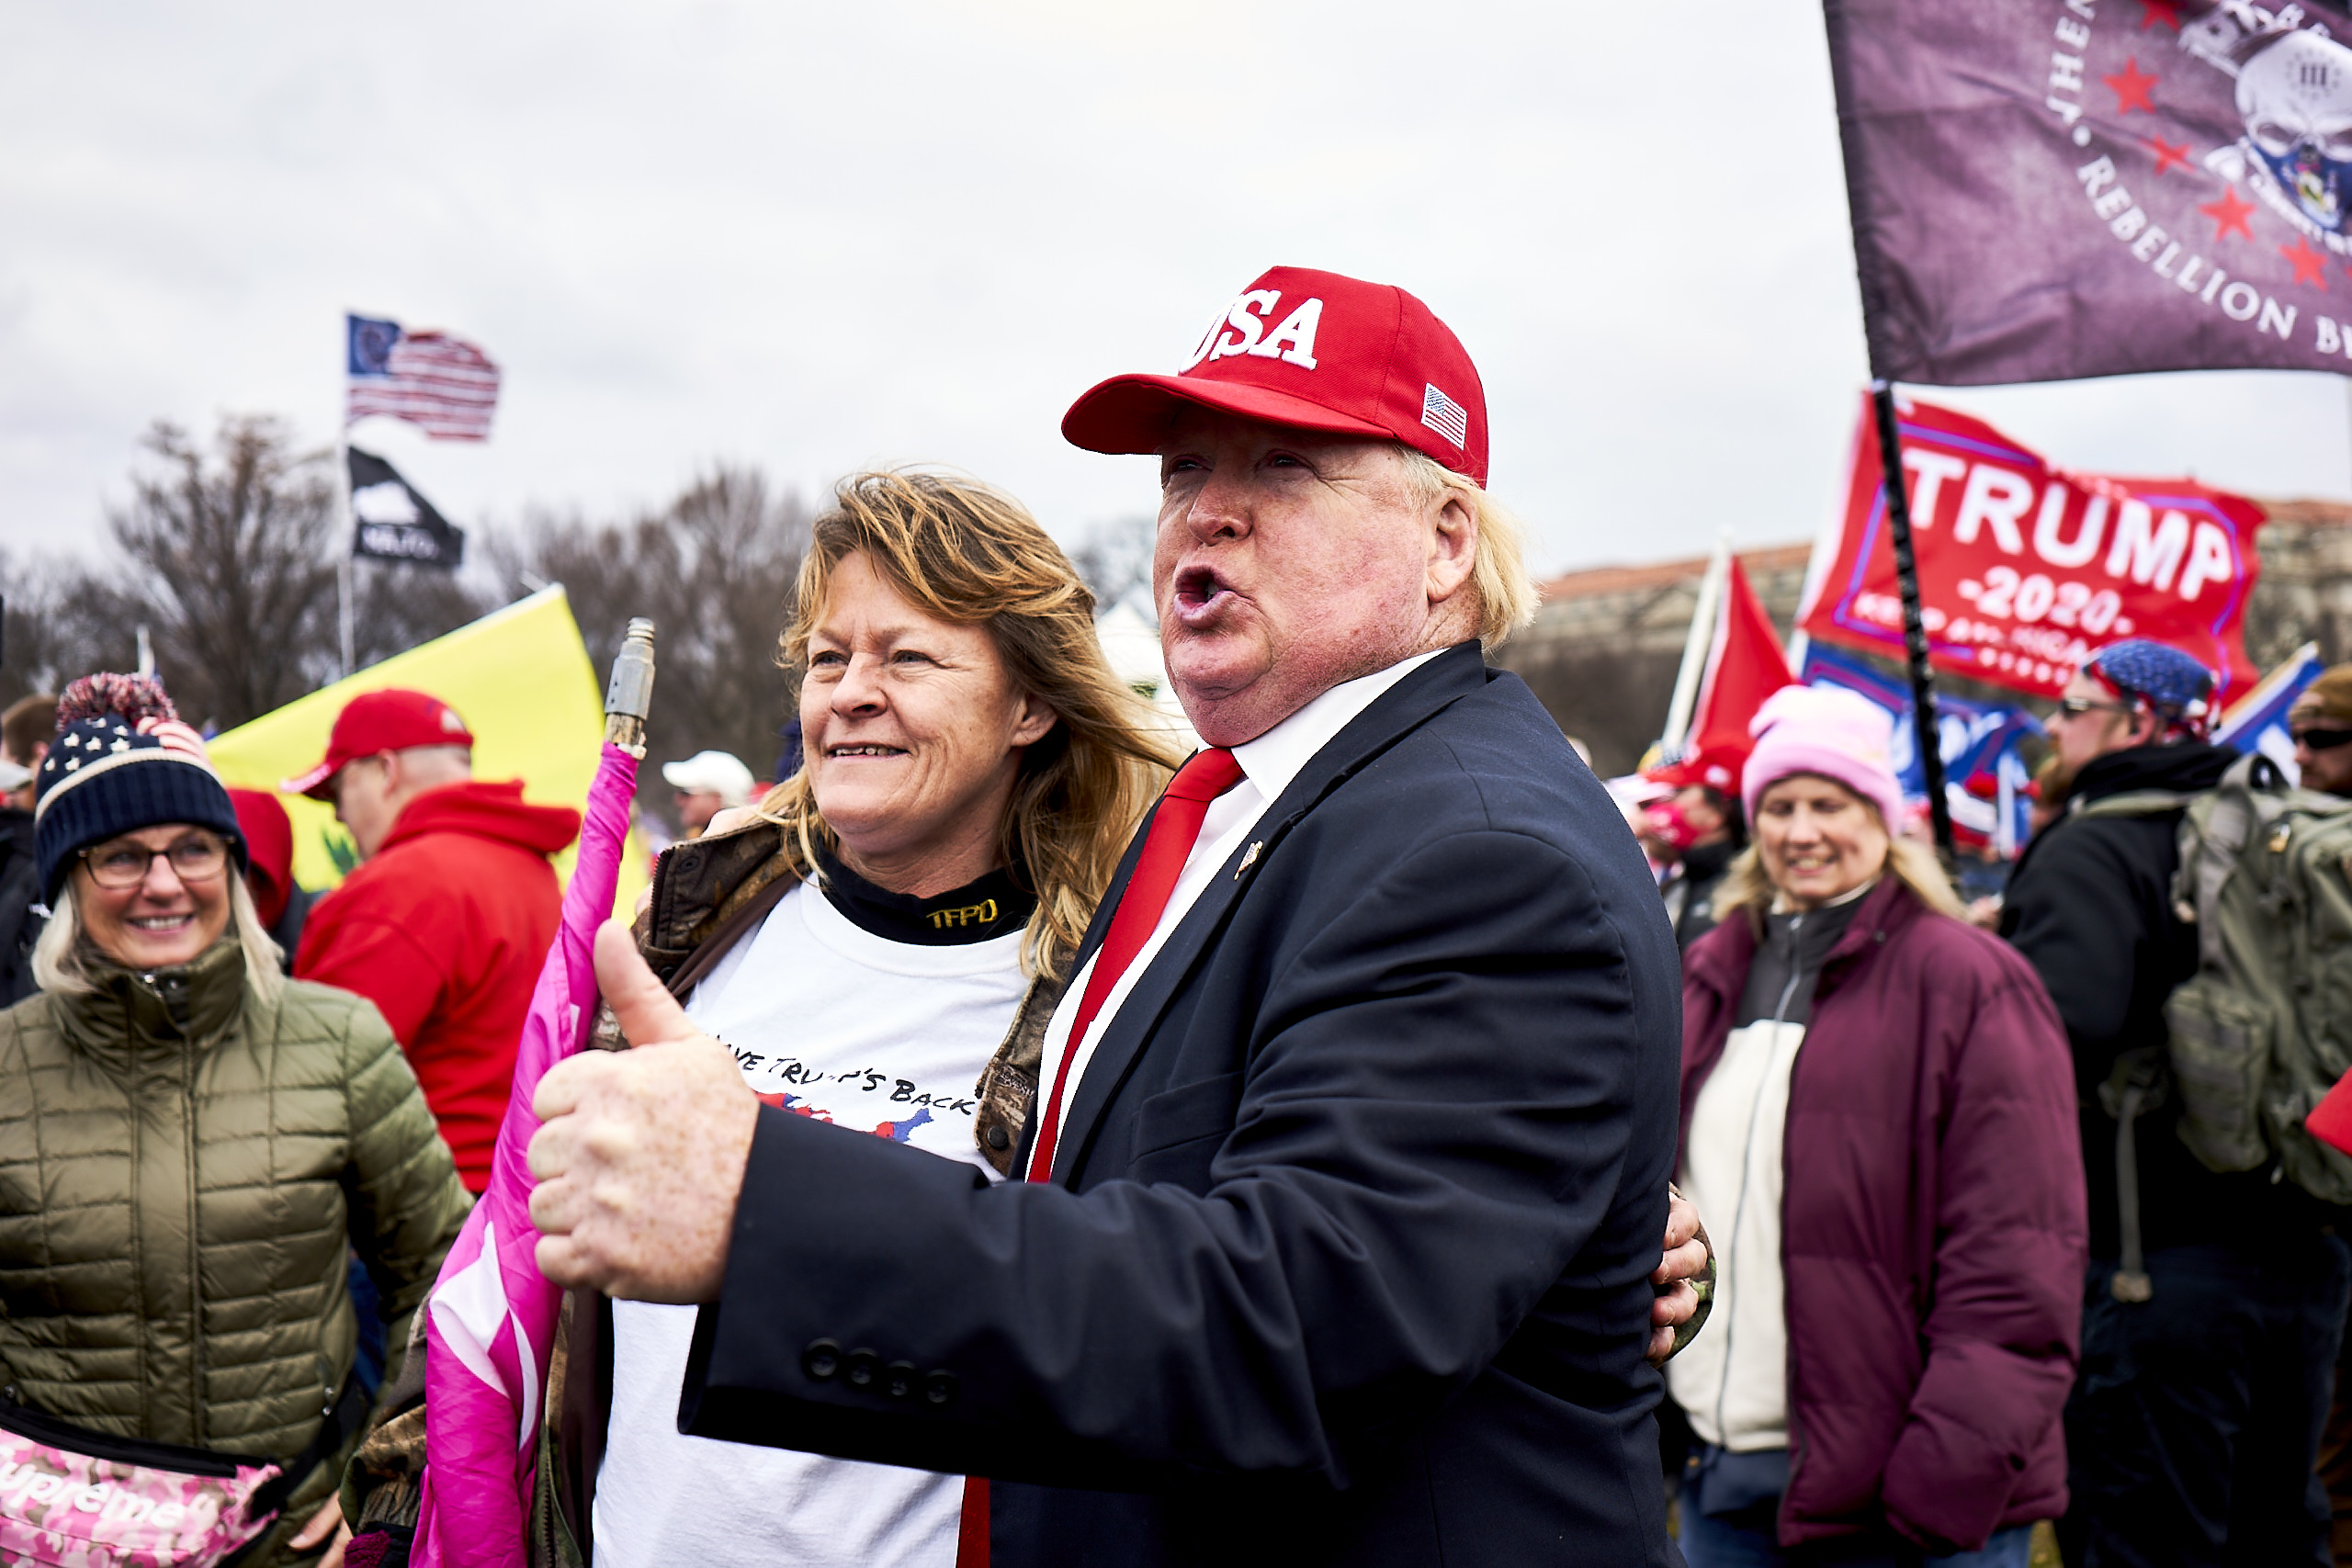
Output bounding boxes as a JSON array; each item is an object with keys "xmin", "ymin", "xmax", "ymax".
[
  {"xmin": 491, "ymin": 467, "xmax": 808, "ymax": 825},
  {"xmin": 347, "ymin": 557, "xmax": 494, "ymax": 671},
  {"xmin": 7, "ymin": 423, "xmax": 807, "ymax": 802},
  {"xmin": 0, "ymin": 556, "xmax": 142, "ymax": 711},
  {"xmin": 108, "ymin": 418, "xmax": 341, "ymax": 728},
  {"xmin": 1069, "ymin": 513, "xmax": 1157, "ymax": 611},
  {"xmin": 642, "ymin": 468, "xmax": 810, "ymax": 786}
]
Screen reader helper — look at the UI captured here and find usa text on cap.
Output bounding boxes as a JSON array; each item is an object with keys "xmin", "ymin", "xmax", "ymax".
[{"xmin": 1061, "ymin": 266, "xmax": 1489, "ymax": 487}]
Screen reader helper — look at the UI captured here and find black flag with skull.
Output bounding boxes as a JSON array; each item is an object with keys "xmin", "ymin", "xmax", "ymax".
[{"xmin": 346, "ymin": 446, "xmax": 467, "ymax": 570}]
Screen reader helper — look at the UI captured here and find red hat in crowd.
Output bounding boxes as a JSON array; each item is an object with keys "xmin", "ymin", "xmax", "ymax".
[
  {"xmin": 1061, "ymin": 265, "xmax": 1490, "ymax": 487},
  {"xmin": 282, "ymin": 687, "xmax": 474, "ymax": 799},
  {"xmin": 1645, "ymin": 739, "xmax": 1750, "ymax": 798},
  {"xmin": 228, "ymin": 787, "xmax": 296, "ymax": 930}
]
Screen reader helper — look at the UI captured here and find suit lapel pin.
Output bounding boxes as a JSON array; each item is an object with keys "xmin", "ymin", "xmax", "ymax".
[{"xmin": 1235, "ymin": 840, "xmax": 1263, "ymax": 880}]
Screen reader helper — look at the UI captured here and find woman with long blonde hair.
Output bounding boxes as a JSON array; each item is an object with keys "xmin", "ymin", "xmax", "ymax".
[
  {"xmin": 752, "ymin": 468, "xmax": 1178, "ymax": 984},
  {"xmin": 537, "ymin": 468, "xmax": 1177, "ymax": 1568}
]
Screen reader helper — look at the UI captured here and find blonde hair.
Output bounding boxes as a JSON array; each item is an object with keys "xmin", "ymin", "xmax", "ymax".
[
  {"xmin": 762, "ymin": 469, "xmax": 1180, "ymax": 980},
  {"xmin": 1709, "ymin": 780, "xmax": 1966, "ymax": 929},
  {"xmin": 34, "ymin": 874, "xmax": 286, "ymax": 1004},
  {"xmin": 1396, "ymin": 449, "xmax": 1539, "ymax": 650}
]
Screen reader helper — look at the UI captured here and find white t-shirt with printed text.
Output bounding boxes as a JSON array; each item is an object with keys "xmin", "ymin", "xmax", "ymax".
[{"xmin": 592, "ymin": 877, "xmax": 1023, "ymax": 1568}]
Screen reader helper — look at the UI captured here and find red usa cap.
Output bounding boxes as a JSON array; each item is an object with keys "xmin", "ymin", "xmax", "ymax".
[
  {"xmin": 1061, "ymin": 265, "xmax": 1489, "ymax": 486},
  {"xmin": 282, "ymin": 687, "xmax": 475, "ymax": 799}
]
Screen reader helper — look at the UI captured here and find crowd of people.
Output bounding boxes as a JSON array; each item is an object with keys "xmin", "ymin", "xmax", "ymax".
[
  {"xmin": 1632, "ymin": 636, "xmax": 2352, "ymax": 1565},
  {"xmin": 0, "ymin": 260, "xmax": 2346, "ymax": 1568}
]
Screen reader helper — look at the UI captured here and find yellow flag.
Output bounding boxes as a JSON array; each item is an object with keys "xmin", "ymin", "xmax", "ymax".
[{"xmin": 206, "ymin": 586, "xmax": 651, "ymax": 917}]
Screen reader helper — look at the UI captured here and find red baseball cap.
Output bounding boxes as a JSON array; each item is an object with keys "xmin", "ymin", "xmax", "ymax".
[
  {"xmin": 1645, "ymin": 738, "xmax": 1752, "ymax": 797},
  {"xmin": 282, "ymin": 687, "xmax": 475, "ymax": 798},
  {"xmin": 1061, "ymin": 265, "xmax": 1489, "ymax": 486},
  {"xmin": 228, "ymin": 787, "xmax": 295, "ymax": 929}
]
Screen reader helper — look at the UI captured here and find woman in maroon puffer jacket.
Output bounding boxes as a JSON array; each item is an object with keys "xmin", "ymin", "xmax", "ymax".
[{"xmin": 1666, "ymin": 686, "xmax": 2085, "ymax": 1566}]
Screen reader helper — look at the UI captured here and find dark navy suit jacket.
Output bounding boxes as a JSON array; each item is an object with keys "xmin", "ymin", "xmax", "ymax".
[{"xmin": 679, "ymin": 644, "xmax": 1685, "ymax": 1566}]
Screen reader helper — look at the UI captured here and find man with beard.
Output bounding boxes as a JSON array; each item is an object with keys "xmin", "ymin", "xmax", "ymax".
[
  {"xmin": 2002, "ymin": 639, "xmax": 2350, "ymax": 1567},
  {"xmin": 2292, "ymin": 667, "xmax": 2352, "ymax": 801}
]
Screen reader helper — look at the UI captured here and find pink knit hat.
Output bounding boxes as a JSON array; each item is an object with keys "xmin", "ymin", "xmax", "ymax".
[{"xmin": 1741, "ymin": 685, "xmax": 1906, "ymax": 832}]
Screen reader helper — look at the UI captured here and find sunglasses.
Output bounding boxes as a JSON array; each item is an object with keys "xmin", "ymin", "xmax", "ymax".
[
  {"xmin": 2056, "ymin": 695, "xmax": 2137, "ymax": 719},
  {"xmin": 2293, "ymin": 727, "xmax": 2352, "ymax": 752}
]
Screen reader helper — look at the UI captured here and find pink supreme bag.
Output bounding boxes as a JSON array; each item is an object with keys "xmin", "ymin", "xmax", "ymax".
[{"xmin": 0, "ymin": 1383, "xmax": 362, "ymax": 1568}]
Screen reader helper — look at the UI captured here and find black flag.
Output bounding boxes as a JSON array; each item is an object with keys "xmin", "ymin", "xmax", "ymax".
[
  {"xmin": 1826, "ymin": 0, "xmax": 2352, "ymax": 385},
  {"xmin": 347, "ymin": 447, "xmax": 466, "ymax": 570}
]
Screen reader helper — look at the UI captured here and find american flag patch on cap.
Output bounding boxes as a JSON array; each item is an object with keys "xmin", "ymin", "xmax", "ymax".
[{"xmin": 1420, "ymin": 382, "xmax": 1468, "ymax": 450}]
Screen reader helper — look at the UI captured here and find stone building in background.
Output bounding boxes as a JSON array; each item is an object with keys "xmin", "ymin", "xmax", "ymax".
[{"xmin": 1499, "ymin": 501, "xmax": 2352, "ymax": 779}]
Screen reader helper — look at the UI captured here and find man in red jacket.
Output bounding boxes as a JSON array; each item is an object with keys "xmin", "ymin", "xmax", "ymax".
[{"xmin": 288, "ymin": 688, "xmax": 582, "ymax": 1191}]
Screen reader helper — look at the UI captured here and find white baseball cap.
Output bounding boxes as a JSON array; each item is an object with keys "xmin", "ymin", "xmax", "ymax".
[{"xmin": 662, "ymin": 750, "xmax": 755, "ymax": 806}]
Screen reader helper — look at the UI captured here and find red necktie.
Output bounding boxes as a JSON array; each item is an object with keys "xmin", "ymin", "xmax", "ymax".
[
  {"xmin": 959, "ymin": 752, "xmax": 1247, "ymax": 1565},
  {"xmin": 1023, "ymin": 747, "xmax": 1245, "ymax": 1183}
]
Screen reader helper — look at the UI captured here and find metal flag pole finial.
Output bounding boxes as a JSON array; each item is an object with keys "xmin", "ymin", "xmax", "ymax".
[{"xmin": 604, "ymin": 618, "xmax": 656, "ymax": 756}]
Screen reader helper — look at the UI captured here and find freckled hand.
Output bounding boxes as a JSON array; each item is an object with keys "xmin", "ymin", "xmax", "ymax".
[{"xmin": 528, "ymin": 922, "xmax": 761, "ymax": 1303}]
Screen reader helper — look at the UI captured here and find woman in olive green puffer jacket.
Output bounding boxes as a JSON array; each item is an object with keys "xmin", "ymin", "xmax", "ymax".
[{"xmin": 0, "ymin": 674, "xmax": 473, "ymax": 1565}]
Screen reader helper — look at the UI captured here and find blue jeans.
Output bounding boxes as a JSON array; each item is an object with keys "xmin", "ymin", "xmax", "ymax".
[{"xmin": 1677, "ymin": 1445, "xmax": 2032, "ymax": 1566}]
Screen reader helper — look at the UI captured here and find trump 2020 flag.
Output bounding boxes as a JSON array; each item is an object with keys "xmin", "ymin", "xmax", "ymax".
[
  {"xmin": 1826, "ymin": 0, "xmax": 2352, "ymax": 383},
  {"xmin": 414, "ymin": 741, "xmax": 639, "ymax": 1568},
  {"xmin": 1799, "ymin": 392, "xmax": 2267, "ymax": 704}
]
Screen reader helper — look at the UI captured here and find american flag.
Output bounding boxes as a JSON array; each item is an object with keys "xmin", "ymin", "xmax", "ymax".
[
  {"xmin": 346, "ymin": 313, "xmax": 502, "ymax": 441},
  {"xmin": 1419, "ymin": 381, "xmax": 1467, "ymax": 452}
]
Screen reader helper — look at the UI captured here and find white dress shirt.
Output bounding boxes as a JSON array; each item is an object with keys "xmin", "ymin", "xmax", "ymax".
[{"xmin": 1034, "ymin": 649, "xmax": 1444, "ymax": 1148}]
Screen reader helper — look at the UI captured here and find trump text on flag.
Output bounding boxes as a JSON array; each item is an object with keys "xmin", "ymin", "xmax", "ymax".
[{"xmin": 1798, "ymin": 392, "xmax": 2264, "ymax": 704}]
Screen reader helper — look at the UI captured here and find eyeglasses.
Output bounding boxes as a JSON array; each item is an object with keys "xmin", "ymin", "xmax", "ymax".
[
  {"xmin": 2294, "ymin": 727, "xmax": 2352, "ymax": 752},
  {"xmin": 2056, "ymin": 695, "xmax": 2137, "ymax": 719},
  {"xmin": 79, "ymin": 832, "xmax": 231, "ymax": 889}
]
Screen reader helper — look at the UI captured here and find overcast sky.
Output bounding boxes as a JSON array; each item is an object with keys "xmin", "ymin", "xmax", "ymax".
[{"xmin": 7, "ymin": 0, "xmax": 2352, "ymax": 583}]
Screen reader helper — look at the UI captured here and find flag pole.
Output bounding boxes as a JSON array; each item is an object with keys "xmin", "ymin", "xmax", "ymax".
[
  {"xmin": 337, "ymin": 552, "xmax": 355, "ymax": 680},
  {"xmin": 1661, "ymin": 528, "xmax": 1733, "ymax": 756},
  {"xmin": 1868, "ymin": 380, "xmax": 1956, "ymax": 861},
  {"xmin": 337, "ymin": 414, "xmax": 356, "ymax": 680}
]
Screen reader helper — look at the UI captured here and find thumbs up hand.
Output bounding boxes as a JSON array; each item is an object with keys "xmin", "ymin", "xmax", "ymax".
[{"xmin": 528, "ymin": 920, "xmax": 758, "ymax": 1303}]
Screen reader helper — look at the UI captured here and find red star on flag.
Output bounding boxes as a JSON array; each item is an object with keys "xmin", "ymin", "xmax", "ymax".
[
  {"xmin": 2142, "ymin": 135, "xmax": 2192, "ymax": 175},
  {"xmin": 2105, "ymin": 58, "xmax": 2159, "ymax": 114},
  {"xmin": 2139, "ymin": 0, "xmax": 2185, "ymax": 28},
  {"xmin": 2284, "ymin": 234, "xmax": 2330, "ymax": 288},
  {"xmin": 2201, "ymin": 186, "xmax": 2256, "ymax": 241}
]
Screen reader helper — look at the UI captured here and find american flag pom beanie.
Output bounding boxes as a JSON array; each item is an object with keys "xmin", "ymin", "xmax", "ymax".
[{"xmin": 34, "ymin": 673, "xmax": 246, "ymax": 903}]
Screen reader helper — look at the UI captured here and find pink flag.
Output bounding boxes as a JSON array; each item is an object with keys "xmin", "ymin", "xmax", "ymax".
[{"xmin": 414, "ymin": 742, "xmax": 640, "ymax": 1568}]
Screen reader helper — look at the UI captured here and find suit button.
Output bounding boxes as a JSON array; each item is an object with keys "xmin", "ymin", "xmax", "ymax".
[
  {"xmin": 884, "ymin": 1360, "xmax": 918, "ymax": 1399},
  {"xmin": 844, "ymin": 1348, "xmax": 881, "ymax": 1390},
  {"xmin": 985, "ymin": 1124, "xmax": 1010, "ymax": 1151},
  {"xmin": 923, "ymin": 1371, "xmax": 959, "ymax": 1407},
  {"xmin": 801, "ymin": 1338, "xmax": 841, "ymax": 1381}
]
